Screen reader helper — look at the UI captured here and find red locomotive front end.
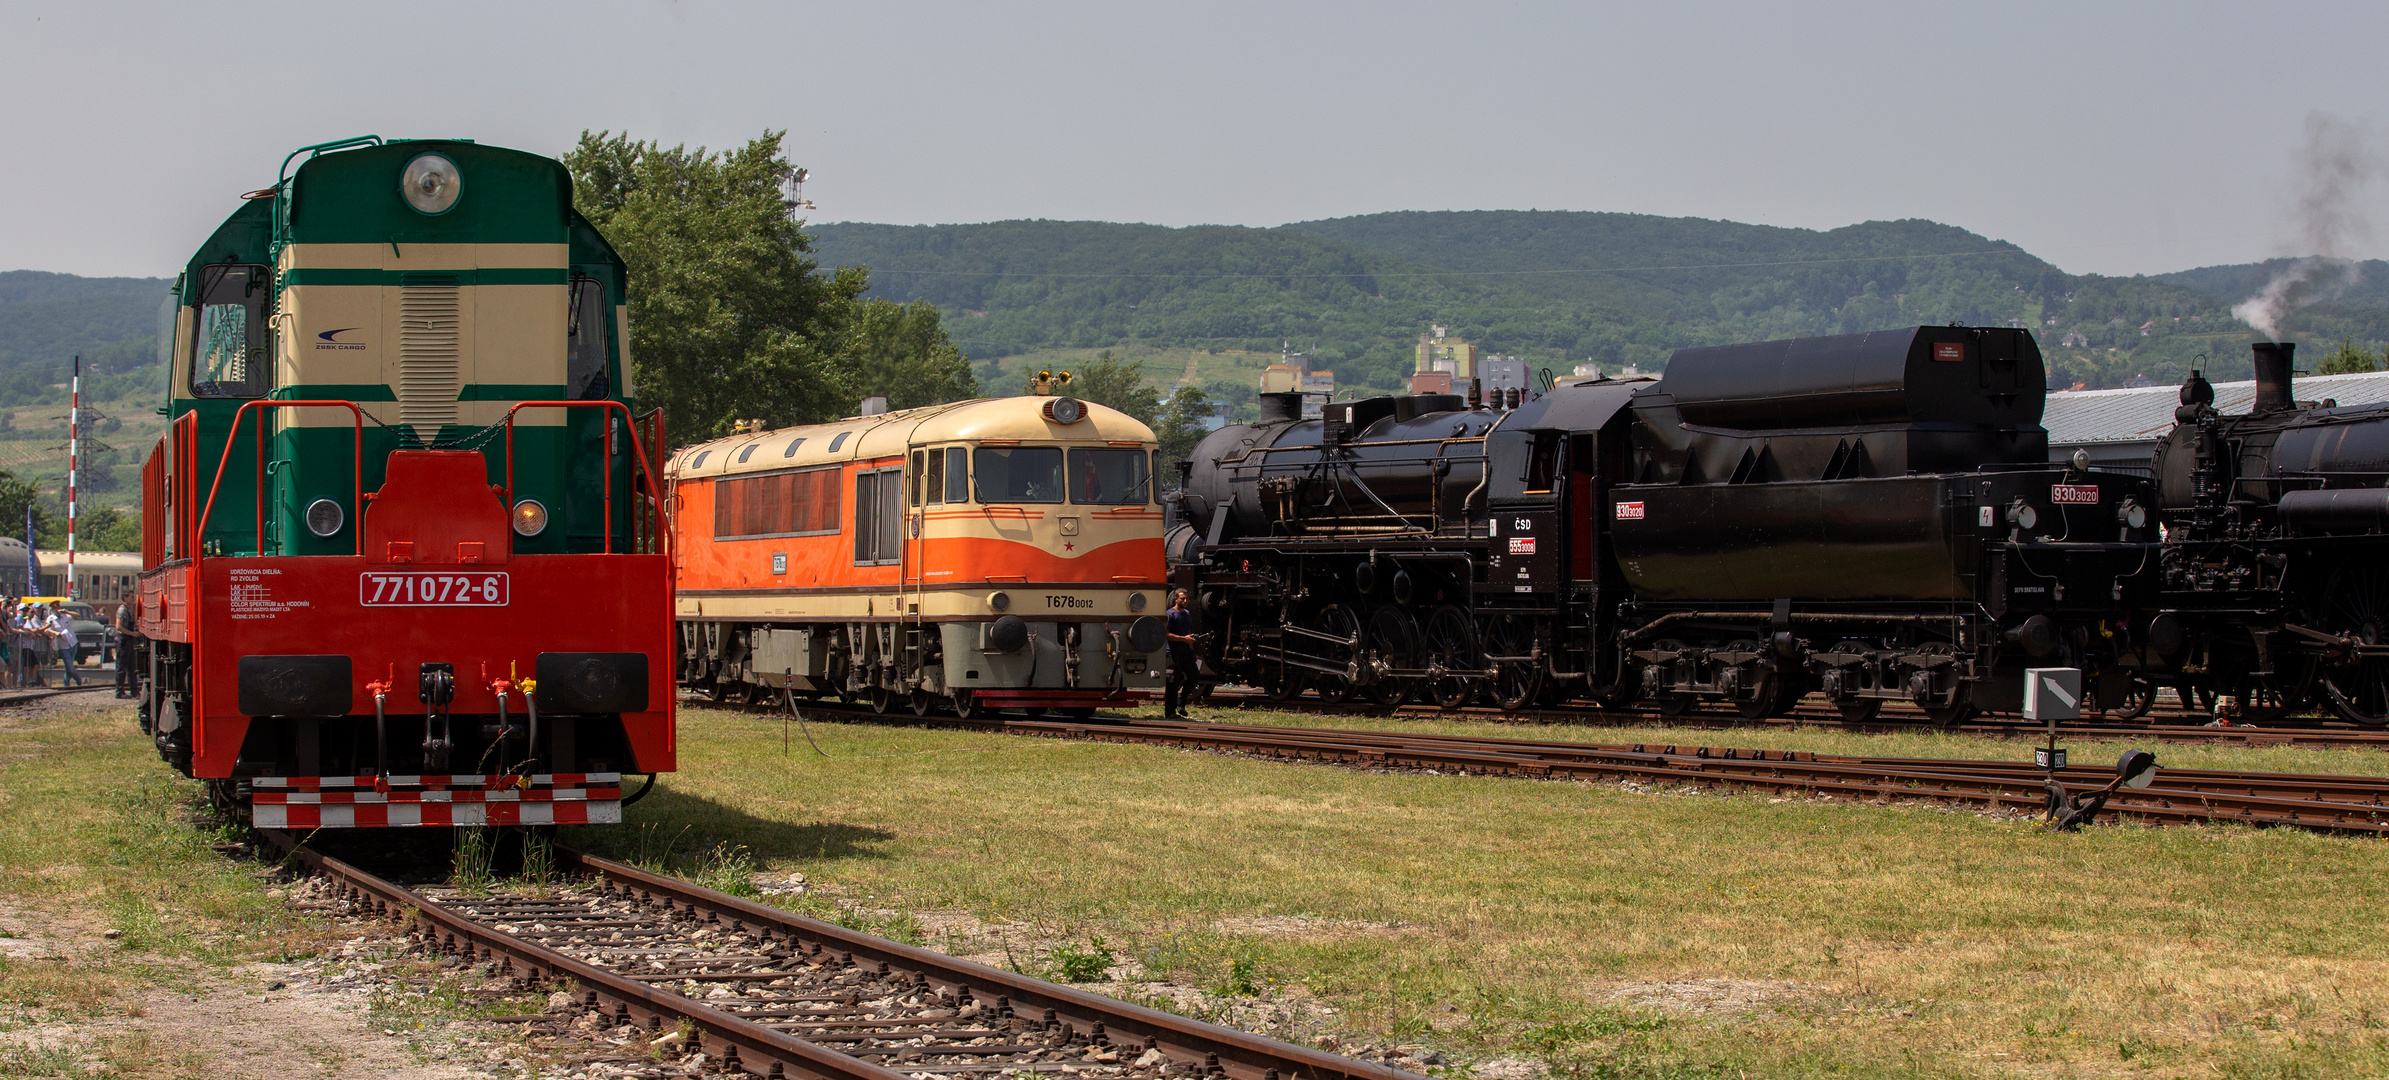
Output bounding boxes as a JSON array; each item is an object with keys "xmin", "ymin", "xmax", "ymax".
[{"xmin": 136, "ymin": 137, "xmax": 674, "ymax": 827}]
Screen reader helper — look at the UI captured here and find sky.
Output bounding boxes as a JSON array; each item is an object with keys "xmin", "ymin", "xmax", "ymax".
[{"xmin": 6, "ymin": 0, "xmax": 2388, "ymax": 280}]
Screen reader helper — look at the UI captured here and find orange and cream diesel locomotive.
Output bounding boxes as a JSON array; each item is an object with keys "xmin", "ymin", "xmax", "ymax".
[{"xmin": 671, "ymin": 393, "xmax": 1170, "ymax": 717}]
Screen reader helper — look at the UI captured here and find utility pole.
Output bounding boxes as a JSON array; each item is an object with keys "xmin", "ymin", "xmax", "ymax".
[{"xmin": 66, "ymin": 355, "xmax": 77, "ymax": 600}]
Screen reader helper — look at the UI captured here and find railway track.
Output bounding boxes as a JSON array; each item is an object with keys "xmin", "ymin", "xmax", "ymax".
[
  {"xmin": 991, "ymin": 716, "xmax": 2389, "ymax": 834},
  {"xmin": 692, "ymin": 692, "xmax": 2389, "ymax": 834},
  {"xmin": 1198, "ymin": 687, "xmax": 2389, "ymax": 751},
  {"xmin": 262, "ymin": 834, "xmax": 1421, "ymax": 1080}
]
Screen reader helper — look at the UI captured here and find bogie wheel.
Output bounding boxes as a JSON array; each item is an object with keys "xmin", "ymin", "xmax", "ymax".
[
  {"xmin": 1423, "ymin": 605, "xmax": 1481, "ymax": 711},
  {"xmin": 1483, "ymin": 614, "xmax": 1544, "ymax": 713},
  {"xmin": 2319, "ymin": 562, "xmax": 2389, "ymax": 726},
  {"xmin": 1913, "ymin": 642, "xmax": 1973, "ymax": 726},
  {"xmin": 1363, "ymin": 605, "xmax": 1422, "ymax": 708},
  {"xmin": 2107, "ymin": 675, "xmax": 2157, "ymax": 721},
  {"xmin": 1310, "ymin": 604, "xmax": 1362, "ymax": 705},
  {"xmin": 868, "ymin": 683, "xmax": 896, "ymax": 715},
  {"xmin": 1658, "ymin": 692, "xmax": 1698, "ymax": 717},
  {"xmin": 910, "ymin": 689, "xmax": 938, "ymax": 717},
  {"xmin": 950, "ymin": 689, "xmax": 982, "ymax": 720},
  {"xmin": 1835, "ymin": 699, "xmax": 1884, "ymax": 723},
  {"xmin": 1725, "ymin": 640, "xmax": 1782, "ymax": 722}
]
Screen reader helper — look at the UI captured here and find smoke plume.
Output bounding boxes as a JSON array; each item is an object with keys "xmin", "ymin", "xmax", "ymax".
[{"xmin": 2234, "ymin": 113, "xmax": 2378, "ymax": 340}]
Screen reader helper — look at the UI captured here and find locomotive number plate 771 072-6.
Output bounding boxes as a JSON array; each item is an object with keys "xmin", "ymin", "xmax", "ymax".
[{"xmin": 359, "ymin": 572, "xmax": 511, "ymax": 606}]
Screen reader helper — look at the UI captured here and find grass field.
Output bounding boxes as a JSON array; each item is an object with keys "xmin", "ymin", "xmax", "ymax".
[
  {"xmin": 577, "ymin": 703, "xmax": 2389, "ymax": 1080},
  {"xmin": 6, "ymin": 697, "xmax": 2388, "ymax": 1078}
]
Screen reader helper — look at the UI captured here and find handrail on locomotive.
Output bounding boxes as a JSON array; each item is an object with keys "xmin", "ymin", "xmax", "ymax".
[
  {"xmin": 194, "ymin": 400, "xmax": 366, "ymax": 557},
  {"xmin": 501, "ymin": 399, "xmax": 668, "ymax": 557}
]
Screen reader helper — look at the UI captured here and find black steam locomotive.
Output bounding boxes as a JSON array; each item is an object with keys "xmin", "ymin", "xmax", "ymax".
[
  {"xmin": 1172, "ymin": 326, "xmax": 2388, "ymax": 725},
  {"xmin": 2143, "ymin": 341, "xmax": 2389, "ymax": 723}
]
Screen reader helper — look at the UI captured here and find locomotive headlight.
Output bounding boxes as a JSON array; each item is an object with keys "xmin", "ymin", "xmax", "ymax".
[
  {"xmin": 401, "ymin": 153, "xmax": 462, "ymax": 215},
  {"xmin": 1128, "ymin": 592, "xmax": 1147, "ymax": 612},
  {"xmin": 1042, "ymin": 396, "xmax": 1086, "ymax": 424},
  {"xmin": 511, "ymin": 498, "xmax": 549, "ymax": 537},
  {"xmin": 988, "ymin": 591, "xmax": 1011, "ymax": 612},
  {"xmin": 2005, "ymin": 498, "xmax": 2037, "ymax": 530},
  {"xmin": 304, "ymin": 498, "xmax": 345, "ymax": 538}
]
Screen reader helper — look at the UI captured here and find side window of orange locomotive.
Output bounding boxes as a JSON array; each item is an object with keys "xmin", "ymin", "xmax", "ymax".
[
  {"xmin": 944, "ymin": 447, "xmax": 969, "ymax": 504},
  {"xmin": 911, "ymin": 451, "xmax": 925, "ymax": 506},
  {"xmin": 189, "ymin": 262, "xmax": 269, "ymax": 399},
  {"xmin": 853, "ymin": 467, "xmax": 904, "ymax": 565},
  {"xmin": 925, "ymin": 449, "xmax": 945, "ymax": 505}
]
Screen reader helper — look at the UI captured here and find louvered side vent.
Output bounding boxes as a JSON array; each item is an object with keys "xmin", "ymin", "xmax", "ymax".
[{"xmin": 398, "ymin": 282, "xmax": 461, "ymax": 428}]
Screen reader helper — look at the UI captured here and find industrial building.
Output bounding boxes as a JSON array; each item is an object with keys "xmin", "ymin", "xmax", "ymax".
[{"xmin": 2044, "ymin": 369, "xmax": 2389, "ymax": 475}]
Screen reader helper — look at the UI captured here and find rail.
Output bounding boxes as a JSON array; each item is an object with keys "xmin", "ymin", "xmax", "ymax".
[
  {"xmin": 261, "ymin": 834, "xmax": 1427, "ymax": 1080},
  {"xmin": 997, "ymin": 717, "xmax": 2389, "ymax": 834},
  {"xmin": 195, "ymin": 400, "xmax": 366, "ymax": 557}
]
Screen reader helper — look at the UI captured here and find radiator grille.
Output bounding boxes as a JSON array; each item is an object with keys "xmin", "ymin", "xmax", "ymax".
[{"xmin": 397, "ymin": 283, "xmax": 460, "ymax": 427}]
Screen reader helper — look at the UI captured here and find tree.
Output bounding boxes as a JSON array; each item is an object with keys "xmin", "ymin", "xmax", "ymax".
[
  {"xmin": 846, "ymin": 299, "xmax": 978, "ymax": 410},
  {"xmin": 1153, "ymin": 384, "xmax": 1215, "ymax": 477},
  {"xmin": 1068, "ymin": 351, "xmax": 1160, "ymax": 425},
  {"xmin": 2317, "ymin": 337, "xmax": 2382, "ymax": 375},
  {"xmin": 564, "ymin": 131, "xmax": 866, "ymax": 443}
]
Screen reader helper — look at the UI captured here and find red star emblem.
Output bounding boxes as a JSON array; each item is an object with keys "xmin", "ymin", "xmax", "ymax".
[{"xmin": 1063, "ymin": 542, "xmax": 1075, "ymax": 551}]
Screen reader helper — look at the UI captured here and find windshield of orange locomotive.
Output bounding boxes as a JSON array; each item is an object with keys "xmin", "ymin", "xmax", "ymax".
[{"xmin": 1067, "ymin": 448, "xmax": 1153, "ymax": 505}]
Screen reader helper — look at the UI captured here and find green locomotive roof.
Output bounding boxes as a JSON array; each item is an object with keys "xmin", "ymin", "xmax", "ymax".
[{"xmin": 178, "ymin": 138, "xmax": 615, "ymax": 301}]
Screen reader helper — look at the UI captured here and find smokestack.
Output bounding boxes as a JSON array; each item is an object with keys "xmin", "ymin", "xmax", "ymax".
[
  {"xmin": 1256, "ymin": 392, "xmax": 1302, "ymax": 423},
  {"xmin": 2252, "ymin": 342, "xmax": 2296, "ymax": 413}
]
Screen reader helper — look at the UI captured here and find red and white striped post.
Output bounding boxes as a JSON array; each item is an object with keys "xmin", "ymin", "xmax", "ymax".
[{"xmin": 65, "ymin": 354, "xmax": 76, "ymax": 600}]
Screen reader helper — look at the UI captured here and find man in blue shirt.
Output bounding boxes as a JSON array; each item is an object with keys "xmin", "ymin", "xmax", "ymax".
[{"xmin": 1164, "ymin": 588, "xmax": 1198, "ymax": 719}]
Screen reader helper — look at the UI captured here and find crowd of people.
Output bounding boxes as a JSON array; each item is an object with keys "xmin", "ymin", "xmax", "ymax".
[{"xmin": 0, "ymin": 601, "xmax": 83, "ymax": 689}]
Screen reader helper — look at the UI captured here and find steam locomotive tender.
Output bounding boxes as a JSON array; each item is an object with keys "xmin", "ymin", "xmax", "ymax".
[
  {"xmin": 139, "ymin": 137, "xmax": 675, "ymax": 828},
  {"xmin": 1178, "ymin": 327, "xmax": 2155, "ymax": 720}
]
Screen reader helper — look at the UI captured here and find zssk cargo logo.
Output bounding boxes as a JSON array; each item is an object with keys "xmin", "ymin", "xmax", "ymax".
[
  {"xmin": 2050, "ymin": 484, "xmax": 2100, "ymax": 505},
  {"xmin": 313, "ymin": 327, "xmax": 366, "ymax": 352},
  {"xmin": 1614, "ymin": 501, "xmax": 1645, "ymax": 520}
]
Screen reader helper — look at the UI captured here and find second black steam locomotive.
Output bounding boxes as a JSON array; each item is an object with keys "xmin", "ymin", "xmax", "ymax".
[{"xmin": 1172, "ymin": 327, "xmax": 2389, "ymax": 725}]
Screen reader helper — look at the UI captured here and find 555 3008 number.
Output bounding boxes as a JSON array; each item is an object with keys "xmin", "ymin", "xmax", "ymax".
[{"xmin": 360, "ymin": 572, "xmax": 510, "ymax": 606}]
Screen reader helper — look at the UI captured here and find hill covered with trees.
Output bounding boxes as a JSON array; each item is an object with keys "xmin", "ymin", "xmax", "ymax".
[{"xmin": 815, "ymin": 211, "xmax": 2367, "ymax": 394}]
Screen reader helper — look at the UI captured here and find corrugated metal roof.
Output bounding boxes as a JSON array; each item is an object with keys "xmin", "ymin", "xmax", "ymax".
[{"xmin": 2044, "ymin": 370, "xmax": 2389, "ymax": 445}]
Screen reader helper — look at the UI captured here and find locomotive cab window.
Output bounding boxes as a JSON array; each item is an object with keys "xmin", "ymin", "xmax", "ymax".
[
  {"xmin": 974, "ymin": 446, "xmax": 1063, "ymax": 503},
  {"xmin": 1067, "ymin": 448, "xmax": 1153, "ymax": 505},
  {"xmin": 566, "ymin": 276, "xmax": 611, "ymax": 400},
  {"xmin": 944, "ymin": 447, "xmax": 969, "ymax": 503},
  {"xmin": 1523, "ymin": 431, "xmax": 1563, "ymax": 493},
  {"xmin": 925, "ymin": 447, "xmax": 951, "ymax": 505},
  {"xmin": 190, "ymin": 263, "xmax": 269, "ymax": 399}
]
